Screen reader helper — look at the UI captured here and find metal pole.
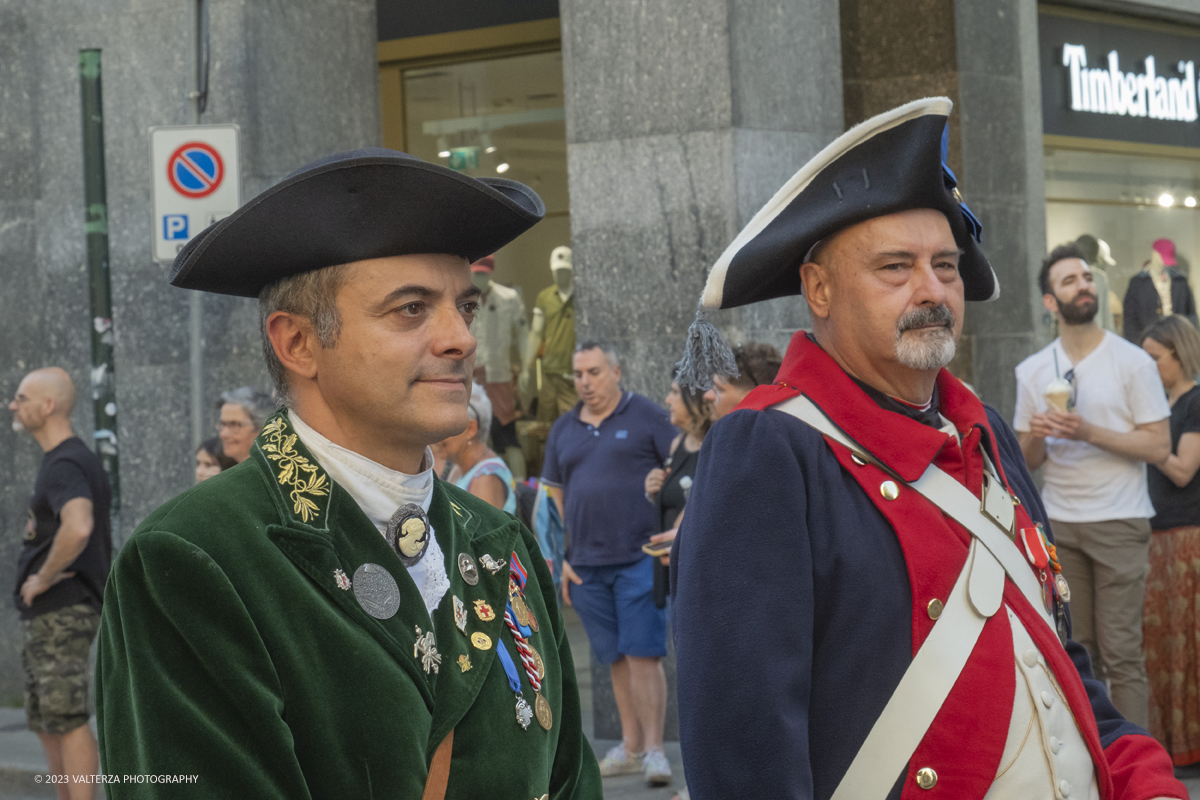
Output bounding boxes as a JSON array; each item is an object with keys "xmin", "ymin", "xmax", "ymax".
[
  {"xmin": 79, "ymin": 49, "xmax": 121, "ymax": 517},
  {"xmin": 188, "ymin": 0, "xmax": 206, "ymax": 448}
]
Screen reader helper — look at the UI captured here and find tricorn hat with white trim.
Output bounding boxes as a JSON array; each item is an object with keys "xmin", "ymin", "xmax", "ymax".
[{"xmin": 677, "ymin": 97, "xmax": 995, "ymax": 388}]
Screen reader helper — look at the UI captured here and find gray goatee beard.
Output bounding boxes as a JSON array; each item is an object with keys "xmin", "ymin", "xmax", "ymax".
[{"xmin": 895, "ymin": 306, "xmax": 957, "ymax": 371}]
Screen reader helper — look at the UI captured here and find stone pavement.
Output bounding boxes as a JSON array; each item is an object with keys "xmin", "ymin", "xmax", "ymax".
[
  {"xmin": 3, "ymin": 608, "xmax": 1192, "ymax": 799},
  {"xmin": 0, "ymin": 607, "xmax": 685, "ymax": 800}
]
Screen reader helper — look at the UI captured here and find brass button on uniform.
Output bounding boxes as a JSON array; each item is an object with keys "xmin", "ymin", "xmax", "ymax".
[
  {"xmin": 880, "ymin": 481, "xmax": 899, "ymax": 500},
  {"xmin": 926, "ymin": 598, "xmax": 944, "ymax": 620},
  {"xmin": 915, "ymin": 767, "xmax": 938, "ymax": 789},
  {"xmin": 851, "ymin": 453, "xmax": 867, "ymax": 466}
]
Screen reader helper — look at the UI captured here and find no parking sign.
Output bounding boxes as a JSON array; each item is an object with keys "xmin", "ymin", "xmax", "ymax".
[{"xmin": 150, "ymin": 125, "xmax": 241, "ymax": 263}]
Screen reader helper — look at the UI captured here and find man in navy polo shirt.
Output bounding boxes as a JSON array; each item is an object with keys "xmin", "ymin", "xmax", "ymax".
[{"xmin": 542, "ymin": 340, "xmax": 677, "ymax": 787}]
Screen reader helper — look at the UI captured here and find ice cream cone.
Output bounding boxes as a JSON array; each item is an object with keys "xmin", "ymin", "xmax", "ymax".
[{"xmin": 1044, "ymin": 378, "xmax": 1073, "ymax": 413}]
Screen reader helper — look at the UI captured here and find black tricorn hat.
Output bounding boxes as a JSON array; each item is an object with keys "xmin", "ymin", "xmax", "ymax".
[
  {"xmin": 169, "ymin": 148, "xmax": 545, "ymax": 297},
  {"xmin": 699, "ymin": 97, "xmax": 997, "ymax": 310}
]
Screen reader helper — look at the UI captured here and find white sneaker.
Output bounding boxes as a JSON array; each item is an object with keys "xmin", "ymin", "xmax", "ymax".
[
  {"xmin": 643, "ymin": 747, "xmax": 672, "ymax": 786},
  {"xmin": 598, "ymin": 743, "xmax": 644, "ymax": 777}
]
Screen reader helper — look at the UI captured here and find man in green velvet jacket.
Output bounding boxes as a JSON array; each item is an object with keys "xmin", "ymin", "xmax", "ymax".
[{"xmin": 95, "ymin": 148, "xmax": 603, "ymax": 799}]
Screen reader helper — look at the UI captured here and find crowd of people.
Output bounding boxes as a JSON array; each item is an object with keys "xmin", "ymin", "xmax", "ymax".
[
  {"xmin": 10, "ymin": 98, "xmax": 1200, "ymax": 800},
  {"xmin": 1017, "ymin": 240, "xmax": 1200, "ymax": 768}
]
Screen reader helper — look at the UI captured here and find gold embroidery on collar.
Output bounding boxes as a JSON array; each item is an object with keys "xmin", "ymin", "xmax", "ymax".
[{"xmin": 260, "ymin": 417, "xmax": 329, "ymax": 524}]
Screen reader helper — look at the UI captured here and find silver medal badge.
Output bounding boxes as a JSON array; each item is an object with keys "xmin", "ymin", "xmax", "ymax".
[{"xmin": 352, "ymin": 563, "xmax": 401, "ymax": 620}]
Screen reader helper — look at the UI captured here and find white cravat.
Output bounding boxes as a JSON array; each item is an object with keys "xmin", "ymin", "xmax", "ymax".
[{"xmin": 287, "ymin": 411, "xmax": 450, "ymax": 615}]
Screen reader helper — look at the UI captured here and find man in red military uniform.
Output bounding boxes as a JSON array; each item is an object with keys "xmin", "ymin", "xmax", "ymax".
[{"xmin": 672, "ymin": 98, "xmax": 1186, "ymax": 800}]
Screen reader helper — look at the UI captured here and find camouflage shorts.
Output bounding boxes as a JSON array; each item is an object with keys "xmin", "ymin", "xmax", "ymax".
[{"xmin": 22, "ymin": 603, "xmax": 100, "ymax": 734}]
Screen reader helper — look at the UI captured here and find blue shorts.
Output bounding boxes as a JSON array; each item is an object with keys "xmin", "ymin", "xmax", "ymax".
[{"xmin": 570, "ymin": 557, "xmax": 667, "ymax": 664}]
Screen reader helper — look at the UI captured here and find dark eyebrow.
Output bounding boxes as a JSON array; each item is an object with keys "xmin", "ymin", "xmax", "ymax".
[
  {"xmin": 373, "ymin": 284, "xmax": 437, "ymax": 312},
  {"xmin": 371, "ymin": 283, "xmax": 484, "ymax": 313},
  {"xmin": 875, "ymin": 248, "xmax": 964, "ymax": 260}
]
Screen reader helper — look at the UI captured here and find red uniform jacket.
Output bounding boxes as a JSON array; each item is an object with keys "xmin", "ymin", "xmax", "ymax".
[{"xmin": 672, "ymin": 332, "xmax": 1184, "ymax": 800}]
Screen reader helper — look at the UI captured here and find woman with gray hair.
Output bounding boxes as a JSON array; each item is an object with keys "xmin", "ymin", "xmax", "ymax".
[
  {"xmin": 1142, "ymin": 314, "xmax": 1200, "ymax": 765},
  {"xmin": 216, "ymin": 386, "xmax": 276, "ymax": 463},
  {"xmin": 435, "ymin": 383, "xmax": 517, "ymax": 514}
]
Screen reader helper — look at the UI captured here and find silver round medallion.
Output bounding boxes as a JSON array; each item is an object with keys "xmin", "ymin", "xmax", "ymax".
[
  {"xmin": 352, "ymin": 563, "xmax": 401, "ymax": 620},
  {"xmin": 458, "ymin": 552, "xmax": 479, "ymax": 586}
]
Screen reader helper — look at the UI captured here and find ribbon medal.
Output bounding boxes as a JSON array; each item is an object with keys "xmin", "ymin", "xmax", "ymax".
[
  {"xmin": 503, "ymin": 553, "xmax": 552, "ymax": 730},
  {"xmin": 496, "ymin": 637, "xmax": 534, "ymax": 729},
  {"xmin": 1020, "ymin": 526, "xmax": 1050, "ymax": 570}
]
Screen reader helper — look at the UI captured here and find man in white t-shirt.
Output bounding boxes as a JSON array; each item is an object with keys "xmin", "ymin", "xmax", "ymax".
[{"xmin": 1014, "ymin": 242, "xmax": 1170, "ymax": 727}]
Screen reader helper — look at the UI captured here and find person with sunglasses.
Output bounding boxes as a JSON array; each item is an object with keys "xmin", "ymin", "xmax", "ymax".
[{"xmin": 1015, "ymin": 242, "xmax": 1171, "ymax": 730}]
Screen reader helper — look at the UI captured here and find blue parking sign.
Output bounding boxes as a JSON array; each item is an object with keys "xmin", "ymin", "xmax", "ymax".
[{"xmin": 163, "ymin": 214, "xmax": 188, "ymax": 240}]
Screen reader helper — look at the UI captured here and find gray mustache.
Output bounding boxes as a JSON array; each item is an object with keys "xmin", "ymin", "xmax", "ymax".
[{"xmin": 897, "ymin": 305, "xmax": 955, "ymax": 334}]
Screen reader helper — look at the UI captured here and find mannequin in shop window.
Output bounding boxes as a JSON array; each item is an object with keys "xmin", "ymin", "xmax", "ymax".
[
  {"xmin": 469, "ymin": 255, "xmax": 528, "ymax": 479},
  {"xmin": 1124, "ymin": 238, "xmax": 1198, "ymax": 344},
  {"xmin": 520, "ymin": 246, "xmax": 578, "ymax": 423},
  {"xmin": 1074, "ymin": 234, "xmax": 1120, "ymax": 334}
]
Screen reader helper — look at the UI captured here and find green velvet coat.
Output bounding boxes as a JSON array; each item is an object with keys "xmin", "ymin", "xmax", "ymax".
[{"xmin": 96, "ymin": 413, "xmax": 602, "ymax": 799}]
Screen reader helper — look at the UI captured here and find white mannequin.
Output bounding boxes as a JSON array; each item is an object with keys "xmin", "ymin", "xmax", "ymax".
[
  {"xmin": 1148, "ymin": 248, "xmax": 1173, "ymax": 317},
  {"xmin": 468, "ymin": 255, "xmax": 528, "ymax": 478}
]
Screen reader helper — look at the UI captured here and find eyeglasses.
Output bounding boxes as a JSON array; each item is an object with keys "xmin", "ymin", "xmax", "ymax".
[{"xmin": 216, "ymin": 420, "xmax": 253, "ymax": 432}]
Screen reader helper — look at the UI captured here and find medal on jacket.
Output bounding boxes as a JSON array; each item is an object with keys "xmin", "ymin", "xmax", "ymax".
[
  {"xmin": 509, "ymin": 553, "xmax": 538, "ymax": 632},
  {"xmin": 496, "ymin": 637, "xmax": 534, "ymax": 729},
  {"xmin": 453, "ymin": 596, "xmax": 469, "ymax": 634},
  {"xmin": 503, "ymin": 602, "xmax": 552, "ymax": 730},
  {"xmin": 413, "ymin": 625, "xmax": 441, "ymax": 674},
  {"xmin": 386, "ymin": 503, "xmax": 430, "ymax": 568},
  {"xmin": 352, "ymin": 563, "xmax": 401, "ymax": 620}
]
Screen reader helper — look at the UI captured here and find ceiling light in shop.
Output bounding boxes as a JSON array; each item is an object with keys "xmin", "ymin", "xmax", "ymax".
[
  {"xmin": 1187, "ymin": 196, "xmax": 1198, "ymax": 208},
  {"xmin": 481, "ymin": 133, "xmax": 497, "ymax": 154},
  {"xmin": 495, "ymin": 162, "xmax": 510, "ymax": 174},
  {"xmin": 1159, "ymin": 193, "xmax": 1175, "ymax": 208},
  {"xmin": 437, "ymin": 137, "xmax": 451, "ymax": 158}
]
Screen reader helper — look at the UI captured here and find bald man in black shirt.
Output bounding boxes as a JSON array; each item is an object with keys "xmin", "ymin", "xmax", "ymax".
[{"xmin": 10, "ymin": 367, "xmax": 111, "ymax": 800}]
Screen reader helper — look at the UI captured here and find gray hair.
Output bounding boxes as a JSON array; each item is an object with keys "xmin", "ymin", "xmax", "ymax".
[
  {"xmin": 258, "ymin": 264, "xmax": 352, "ymax": 406},
  {"xmin": 467, "ymin": 383, "xmax": 492, "ymax": 442},
  {"xmin": 218, "ymin": 386, "xmax": 277, "ymax": 431},
  {"xmin": 575, "ymin": 339, "xmax": 621, "ymax": 370}
]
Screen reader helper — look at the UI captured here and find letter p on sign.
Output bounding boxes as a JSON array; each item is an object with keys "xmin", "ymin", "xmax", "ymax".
[{"xmin": 163, "ymin": 214, "xmax": 188, "ymax": 240}]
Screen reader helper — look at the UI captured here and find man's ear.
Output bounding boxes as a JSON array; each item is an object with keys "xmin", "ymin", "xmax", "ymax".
[
  {"xmin": 266, "ymin": 312, "xmax": 319, "ymax": 381},
  {"xmin": 800, "ymin": 261, "xmax": 833, "ymax": 320},
  {"xmin": 1042, "ymin": 293, "xmax": 1059, "ymax": 315}
]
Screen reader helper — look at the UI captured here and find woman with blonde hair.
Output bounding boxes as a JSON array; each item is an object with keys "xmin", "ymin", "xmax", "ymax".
[{"xmin": 1142, "ymin": 313, "xmax": 1200, "ymax": 766}]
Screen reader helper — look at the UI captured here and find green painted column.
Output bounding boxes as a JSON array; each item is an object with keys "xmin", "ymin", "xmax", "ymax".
[{"xmin": 79, "ymin": 48, "xmax": 121, "ymax": 517}]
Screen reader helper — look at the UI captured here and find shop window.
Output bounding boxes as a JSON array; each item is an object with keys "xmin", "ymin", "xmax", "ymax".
[
  {"xmin": 402, "ymin": 50, "xmax": 570, "ymax": 314},
  {"xmin": 1045, "ymin": 146, "xmax": 1200, "ymax": 331}
]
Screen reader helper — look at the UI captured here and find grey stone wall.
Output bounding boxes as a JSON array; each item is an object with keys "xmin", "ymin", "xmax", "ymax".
[
  {"xmin": 841, "ymin": 0, "xmax": 1050, "ymax": 420},
  {"xmin": 954, "ymin": 0, "xmax": 1052, "ymax": 420},
  {"xmin": 560, "ymin": 0, "xmax": 844, "ymax": 740},
  {"xmin": 0, "ymin": 0, "xmax": 379, "ymax": 703},
  {"xmin": 562, "ymin": 0, "xmax": 842, "ymax": 403}
]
